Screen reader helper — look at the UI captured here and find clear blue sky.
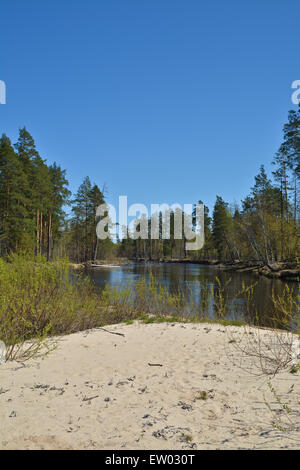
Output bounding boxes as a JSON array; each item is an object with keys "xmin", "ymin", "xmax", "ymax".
[{"xmin": 0, "ymin": 0, "xmax": 299, "ymax": 215}]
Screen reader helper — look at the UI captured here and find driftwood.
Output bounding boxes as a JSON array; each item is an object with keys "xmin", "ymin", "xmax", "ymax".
[
  {"xmin": 98, "ymin": 327, "xmax": 125, "ymax": 337},
  {"xmin": 82, "ymin": 395, "xmax": 99, "ymax": 402}
]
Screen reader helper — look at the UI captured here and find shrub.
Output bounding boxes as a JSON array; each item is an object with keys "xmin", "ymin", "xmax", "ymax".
[{"xmin": 0, "ymin": 254, "xmax": 105, "ymax": 360}]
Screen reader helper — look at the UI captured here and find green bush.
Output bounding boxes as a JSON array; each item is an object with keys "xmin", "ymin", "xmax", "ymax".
[{"xmin": 0, "ymin": 253, "xmax": 107, "ymax": 360}]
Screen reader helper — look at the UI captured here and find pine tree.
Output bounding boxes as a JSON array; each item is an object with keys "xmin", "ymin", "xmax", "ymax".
[
  {"xmin": 0, "ymin": 134, "xmax": 29, "ymax": 252},
  {"xmin": 212, "ymin": 196, "xmax": 233, "ymax": 261},
  {"xmin": 71, "ymin": 177, "xmax": 105, "ymax": 261},
  {"xmin": 14, "ymin": 127, "xmax": 52, "ymax": 253},
  {"xmin": 276, "ymin": 105, "xmax": 300, "ymax": 221},
  {"xmin": 48, "ymin": 163, "xmax": 71, "ymax": 259}
]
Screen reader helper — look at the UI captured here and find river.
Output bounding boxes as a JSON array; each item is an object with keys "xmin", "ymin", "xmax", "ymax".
[{"xmin": 86, "ymin": 262, "xmax": 299, "ymax": 328}]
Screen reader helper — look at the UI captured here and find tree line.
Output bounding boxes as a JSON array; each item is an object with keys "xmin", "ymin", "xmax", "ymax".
[
  {"xmin": 120, "ymin": 105, "xmax": 300, "ymax": 263},
  {"xmin": 0, "ymin": 128, "xmax": 70, "ymax": 258},
  {"xmin": 1, "ymin": 104, "xmax": 299, "ymax": 263},
  {"xmin": 208, "ymin": 105, "xmax": 300, "ymax": 264},
  {"xmin": 0, "ymin": 128, "xmax": 110, "ymax": 261}
]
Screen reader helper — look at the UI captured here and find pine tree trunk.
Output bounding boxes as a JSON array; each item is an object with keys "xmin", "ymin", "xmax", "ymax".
[
  {"xmin": 47, "ymin": 212, "xmax": 52, "ymax": 261},
  {"xmin": 36, "ymin": 209, "xmax": 39, "ymax": 256},
  {"xmin": 40, "ymin": 213, "xmax": 43, "ymax": 255},
  {"xmin": 284, "ymin": 164, "xmax": 288, "ymax": 221}
]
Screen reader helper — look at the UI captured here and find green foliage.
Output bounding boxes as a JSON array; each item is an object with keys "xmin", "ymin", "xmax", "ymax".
[
  {"xmin": 0, "ymin": 128, "xmax": 70, "ymax": 258},
  {"xmin": 195, "ymin": 391, "xmax": 208, "ymax": 400},
  {"xmin": 66, "ymin": 176, "xmax": 108, "ymax": 262},
  {"xmin": 290, "ymin": 363, "xmax": 300, "ymax": 374},
  {"xmin": 271, "ymin": 283, "xmax": 300, "ymax": 331},
  {"xmin": 212, "ymin": 196, "xmax": 234, "ymax": 261},
  {"xmin": 264, "ymin": 381, "xmax": 300, "ymax": 432},
  {"xmin": 0, "ymin": 254, "xmax": 105, "ymax": 360}
]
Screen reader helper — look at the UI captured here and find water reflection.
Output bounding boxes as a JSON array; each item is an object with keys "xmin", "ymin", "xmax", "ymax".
[{"xmin": 86, "ymin": 262, "xmax": 299, "ymax": 328}]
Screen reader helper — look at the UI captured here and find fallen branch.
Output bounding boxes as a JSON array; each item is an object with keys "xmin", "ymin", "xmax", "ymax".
[
  {"xmin": 97, "ymin": 327, "xmax": 125, "ymax": 337},
  {"xmin": 82, "ymin": 395, "xmax": 99, "ymax": 402}
]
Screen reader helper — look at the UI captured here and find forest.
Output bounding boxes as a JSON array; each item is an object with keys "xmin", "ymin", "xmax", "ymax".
[{"xmin": 0, "ymin": 105, "xmax": 299, "ymax": 265}]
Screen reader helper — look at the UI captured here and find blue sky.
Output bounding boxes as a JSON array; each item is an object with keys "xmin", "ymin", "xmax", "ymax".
[{"xmin": 0, "ymin": 0, "xmax": 299, "ymax": 215}]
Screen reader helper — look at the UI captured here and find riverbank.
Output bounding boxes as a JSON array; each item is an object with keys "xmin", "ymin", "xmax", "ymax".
[
  {"xmin": 1, "ymin": 321, "xmax": 299, "ymax": 450},
  {"xmin": 69, "ymin": 258, "xmax": 130, "ymax": 270},
  {"xmin": 132, "ymin": 258, "xmax": 300, "ymax": 281},
  {"xmin": 214, "ymin": 260, "xmax": 300, "ymax": 281}
]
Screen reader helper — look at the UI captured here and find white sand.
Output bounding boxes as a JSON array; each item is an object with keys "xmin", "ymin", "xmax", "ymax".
[{"xmin": 0, "ymin": 321, "xmax": 299, "ymax": 450}]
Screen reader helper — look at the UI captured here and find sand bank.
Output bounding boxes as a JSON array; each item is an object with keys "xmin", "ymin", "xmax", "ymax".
[{"xmin": 0, "ymin": 322, "xmax": 299, "ymax": 450}]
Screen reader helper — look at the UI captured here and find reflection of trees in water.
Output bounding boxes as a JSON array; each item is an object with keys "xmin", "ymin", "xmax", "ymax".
[{"xmin": 88, "ymin": 263, "xmax": 298, "ymax": 328}]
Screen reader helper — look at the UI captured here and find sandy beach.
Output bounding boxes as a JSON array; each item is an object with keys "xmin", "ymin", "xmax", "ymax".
[{"xmin": 1, "ymin": 321, "xmax": 299, "ymax": 450}]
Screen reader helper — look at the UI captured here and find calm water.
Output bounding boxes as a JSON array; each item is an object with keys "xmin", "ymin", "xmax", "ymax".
[{"xmin": 86, "ymin": 262, "xmax": 299, "ymax": 328}]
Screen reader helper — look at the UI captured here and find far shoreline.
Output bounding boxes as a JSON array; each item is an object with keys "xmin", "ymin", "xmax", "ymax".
[{"xmin": 70, "ymin": 258, "xmax": 300, "ymax": 282}]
